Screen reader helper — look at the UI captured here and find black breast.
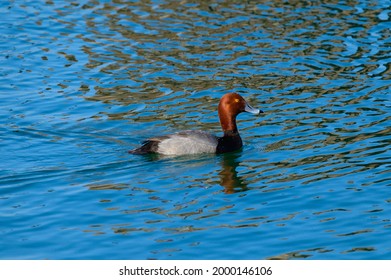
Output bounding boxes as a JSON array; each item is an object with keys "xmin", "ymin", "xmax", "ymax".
[{"xmin": 216, "ymin": 134, "xmax": 243, "ymax": 154}]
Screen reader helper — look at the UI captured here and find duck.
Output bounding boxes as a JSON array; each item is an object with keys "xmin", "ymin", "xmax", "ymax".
[{"xmin": 129, "ymin": 92, "xmax": 262, "ymax": 155}]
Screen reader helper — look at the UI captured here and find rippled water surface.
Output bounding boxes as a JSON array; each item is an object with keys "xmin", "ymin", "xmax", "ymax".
[{"xmin": 1, "ymin": 0, "xmax": 391, "ymax": 259}]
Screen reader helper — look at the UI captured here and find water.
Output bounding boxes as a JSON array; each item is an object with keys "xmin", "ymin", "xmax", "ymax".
[{"xmin": 1, "ymin": 0, "xmax": 390, "ymax": 260}]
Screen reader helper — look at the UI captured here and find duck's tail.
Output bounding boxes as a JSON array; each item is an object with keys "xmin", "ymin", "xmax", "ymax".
[{"xmin": 128, "ymin": 140, "xmax": 160, "ymax": 154}]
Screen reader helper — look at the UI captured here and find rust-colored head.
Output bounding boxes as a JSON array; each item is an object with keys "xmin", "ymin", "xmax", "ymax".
[{"xmin": 218, "ymin": 93, "xmax": 261, "ymax": 133}]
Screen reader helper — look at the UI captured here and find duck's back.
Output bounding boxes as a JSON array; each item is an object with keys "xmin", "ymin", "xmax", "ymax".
[{"xmin": 130, "ymin": 130, "xmax": 218, "ymax": 155}]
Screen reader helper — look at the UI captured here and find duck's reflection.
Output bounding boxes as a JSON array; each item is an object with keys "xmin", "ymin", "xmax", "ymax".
[
  {"xmin": 218, "ymin": 151, "xmax": 248, "ymax": 194},
  {"xmin": 128, "ymin": 150, "xmax": 250, "ymax": 194}
]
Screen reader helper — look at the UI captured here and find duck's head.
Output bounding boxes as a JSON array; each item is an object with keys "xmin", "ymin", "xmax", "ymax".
[{"xmin": 217, "ymin": 93, "xmax": 262, "ymax": 133}]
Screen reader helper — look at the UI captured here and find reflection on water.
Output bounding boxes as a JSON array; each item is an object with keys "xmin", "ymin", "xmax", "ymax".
[
  {"xmin": 219, "ymin": 152, "xmax": 248, "ymax": 194},
  {"xmin": 1, "ymin": 0, "xmax": 391, "ymax": 259},
  {"xmin": 132, "ymin": 151, "xmax": 249, "ymax": 194}
]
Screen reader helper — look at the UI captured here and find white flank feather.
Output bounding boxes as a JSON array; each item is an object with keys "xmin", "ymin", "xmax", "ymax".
[{"xmin": 156, "ymin": 130, "xmax": 218, "ymax": 155}]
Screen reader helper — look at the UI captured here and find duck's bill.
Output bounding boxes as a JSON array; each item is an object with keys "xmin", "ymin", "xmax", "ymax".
[{"xmin": 244, "ymin": 102, "xmax": 263, "ymax": 114}]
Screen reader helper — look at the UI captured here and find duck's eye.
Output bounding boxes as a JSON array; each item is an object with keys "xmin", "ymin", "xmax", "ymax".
[{"xmin": 234, "ymin": 98, "xmax": 240, "ymax": 103}]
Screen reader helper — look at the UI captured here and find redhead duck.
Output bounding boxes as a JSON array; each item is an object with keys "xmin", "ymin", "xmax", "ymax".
[{"xmin": 129, "ymin": 93, "xmax": 262, "ymax": 155}]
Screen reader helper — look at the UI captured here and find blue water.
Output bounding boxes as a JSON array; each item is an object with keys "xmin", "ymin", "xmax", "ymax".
[{"xmin": 1, "ymin": 0, "xmax": 390, "ymax": 259}]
